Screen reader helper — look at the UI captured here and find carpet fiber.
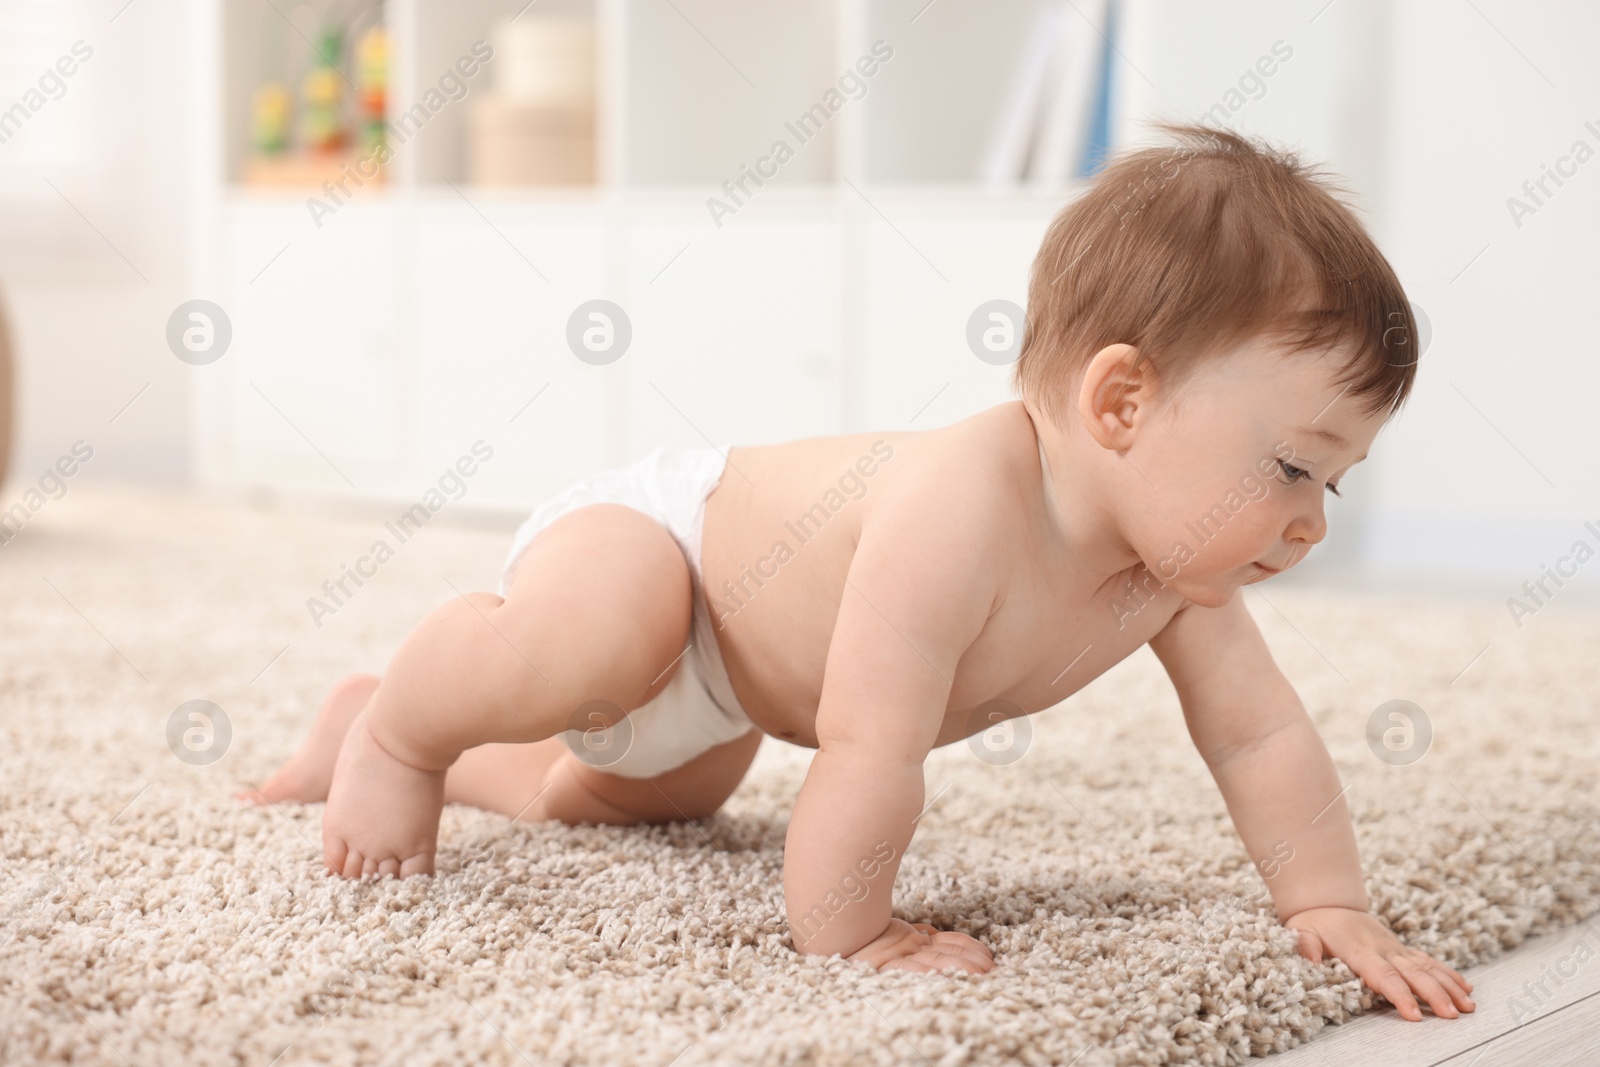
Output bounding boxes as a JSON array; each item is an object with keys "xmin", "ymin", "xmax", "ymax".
[{"xmin": 3, "ymin": 485, "xmax": 1598, "ymax": 1066}]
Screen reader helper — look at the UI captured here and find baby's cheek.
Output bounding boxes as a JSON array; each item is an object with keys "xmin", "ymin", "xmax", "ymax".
[
  {"xmin": 1176, "ymin": 512, "xmax": 1276, "ymax": 579},
  {"xmin": 1144, "ymin": 479, "xmax": 1278, "ymax": 574},
  {"xmin": 1223, "ymin": 513, "xmax": 1281, "ymax": 562}
]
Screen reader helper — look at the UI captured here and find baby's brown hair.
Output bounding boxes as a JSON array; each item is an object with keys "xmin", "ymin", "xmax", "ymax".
[{"xmin": 1013, "ymin": 122, "xmax": 1419, "ymax": 425}]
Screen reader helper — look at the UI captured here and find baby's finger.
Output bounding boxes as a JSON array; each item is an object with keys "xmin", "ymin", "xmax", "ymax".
[
  {"xmin": 928, "ymin": 927, "xmax": 985, "ymax": 953},
  {"xmin": 1362, "ymin": 959, "xmax": 1423, "ymax": 1021},
  {"xmin": 1394, "ymin": 957, "xmax": 1459, "ymax": 1019},
  {"xmin": 934, "ymin": 953, "xmax": 992, "ymax": 979},
  {"xmin": 950, "ymin": 944, "xmax": 994, "ymax": 969},
  {"xmin": 879, "ymin": 956, "xmax": 933, "ymax": 974},
  {"xmin": 1419, "ymin": 952, "xmax": 1473, "ymax": 992},
  {"xmin": 921, "ymin": 948, "xmax": 989, "ymax": 974},
  {"xmin": 930, "ymin": 931, "xmax": 992, "ymax": 957},
  {"xmin": 1424, "ymin": 965, "xmax": 1476, "ymax": 1011}
]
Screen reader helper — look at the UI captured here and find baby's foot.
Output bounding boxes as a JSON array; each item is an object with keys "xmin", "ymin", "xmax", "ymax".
[
  {"xmin": 320, "ymin": 708, "xmax": 446, "ymax": 878},
  {"xmin": 239, "ymin": 673, "xmax": 379, "ymax": 805}
]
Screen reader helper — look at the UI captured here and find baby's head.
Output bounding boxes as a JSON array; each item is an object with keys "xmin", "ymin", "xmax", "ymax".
[{"xmin": 1014, "ymin": 122, "xmax": 1419, "ymax": 607}]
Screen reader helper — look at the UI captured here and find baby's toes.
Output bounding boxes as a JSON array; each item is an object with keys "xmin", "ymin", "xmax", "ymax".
[
  {"xmin": 340, "ymin": 847, "xmax": 368, "ymax": 880},
  {"xmin": 399, "ymin": 851, "xmax": 435, "ymax": 878}
]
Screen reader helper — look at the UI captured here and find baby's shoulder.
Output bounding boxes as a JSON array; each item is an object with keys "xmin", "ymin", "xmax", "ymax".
[{"xmin": 863, "ymin": 414, "xmax": 1037, "ymax": 552}]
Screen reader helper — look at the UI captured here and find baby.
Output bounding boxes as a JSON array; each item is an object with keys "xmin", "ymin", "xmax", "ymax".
[{"xmin": 248, "ymin": 122, "xmax": 1476, "ymax": 1021}]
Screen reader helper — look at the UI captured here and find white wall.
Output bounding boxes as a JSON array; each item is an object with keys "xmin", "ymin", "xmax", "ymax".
[
  {"xmin": 1370, "ymin": 0, "xmax": 1599, "ymax": 582},
  {"xmin": 0, "ymin": 0, "xmax": 196, "ymax": 487}
]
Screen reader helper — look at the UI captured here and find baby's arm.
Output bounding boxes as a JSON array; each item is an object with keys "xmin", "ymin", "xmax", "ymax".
[
  {"xmin": 1150, "ymin": 595, "xmax": 1476, "ymax": 1021},
  {"xmin": 785, "ymin": 476, "xmax": 1001, "ymax": 973}
]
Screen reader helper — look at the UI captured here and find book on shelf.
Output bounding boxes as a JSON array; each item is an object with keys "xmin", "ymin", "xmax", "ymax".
[{"xmin": 980, "ymin": 0, "xmax": 1115, "ymax": 188}]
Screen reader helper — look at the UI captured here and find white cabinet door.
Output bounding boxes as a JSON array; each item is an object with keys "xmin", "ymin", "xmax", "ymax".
[
  {"xmin": 623, "ymin": 205, "xmax": 843, "ymax": 459},
  {"xmin": 405, "ymin": 196, "xmax": 615, "ymax": 510},
  {"xmin": 856, "ymin": 196, "xmax": 1054, "ymax": 432},
  {"xmin": 198, "ymin": 194, "xmax": 1053, "ymax": 507},
  {"xmin": 214, "ymin": 201, "xmax": 403, "ymax": 494}
]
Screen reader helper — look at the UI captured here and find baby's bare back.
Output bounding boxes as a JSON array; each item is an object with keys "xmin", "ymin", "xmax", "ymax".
[{"xmin": 700, "ymin": 401, "xmax": 1187, "ymax": 749}]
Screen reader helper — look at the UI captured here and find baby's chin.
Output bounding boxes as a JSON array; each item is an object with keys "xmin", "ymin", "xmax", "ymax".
[{"xmin": 1152, "ymin": 570, "xmax": 1255, "ymax": 609}]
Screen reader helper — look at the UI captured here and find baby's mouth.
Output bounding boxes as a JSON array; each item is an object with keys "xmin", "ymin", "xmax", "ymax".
[{"xmin": 1241, "ymin": 562, "xmax": 1280, "ymax": 585}]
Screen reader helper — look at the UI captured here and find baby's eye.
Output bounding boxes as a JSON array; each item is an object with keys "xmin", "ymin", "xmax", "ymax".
[
  {"xmin": 1277, "ymin": 459, "xmax": 1310, "ymax": 483},
  {"xmin": 1278, "ymin": 459, "xmax": 1343, "ymax": 497}
]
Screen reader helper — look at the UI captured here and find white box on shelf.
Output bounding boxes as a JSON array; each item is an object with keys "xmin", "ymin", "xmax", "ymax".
[{"xmin": 467, "ymin": 97, "xmax": 596, "ymax": 186}]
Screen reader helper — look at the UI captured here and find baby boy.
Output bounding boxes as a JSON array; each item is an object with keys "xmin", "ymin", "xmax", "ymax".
[{"xmin": 248, "ymin": 122, "xmax": 1475, "ymax": 1022}]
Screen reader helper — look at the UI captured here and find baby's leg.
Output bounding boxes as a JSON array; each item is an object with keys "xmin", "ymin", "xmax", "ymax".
[
  {"xmin": 243, "ymin": 674, "xmax": 564, "ymax": 812},
  {"xmin": 240, "ymin": 673, "xmax": 380, "ymax": 805},
  {"xmin": 450, "ymin": 725, "xmax": 763, "ymax": 826},
  {"xmin": 321, "ymin": 503, "xmax": 695, "ymax": 878},
  {"xmin": 247, "ymin": 677, "xmax": 758, "ymax": 828}
]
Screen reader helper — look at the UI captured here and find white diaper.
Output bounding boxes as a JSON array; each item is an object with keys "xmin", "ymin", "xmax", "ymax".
[{"xmin": 498, "ymin": 444, "xmax": 759, "ymax": 779}]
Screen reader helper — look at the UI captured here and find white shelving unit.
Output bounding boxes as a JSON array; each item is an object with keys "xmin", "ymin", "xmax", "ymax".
[{"xmin": 191, "ymin": 0, "xmax": 1133, "ymax": 512}]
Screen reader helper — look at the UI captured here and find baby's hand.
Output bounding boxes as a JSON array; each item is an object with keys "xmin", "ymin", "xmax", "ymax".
[
  {"xmin": 1285, "ymin": 906, "xmax": 1476, "ymax": 1021},
  {"xmin": 846, "ymin": 918, "xmax": 994, "ymax": 975}
]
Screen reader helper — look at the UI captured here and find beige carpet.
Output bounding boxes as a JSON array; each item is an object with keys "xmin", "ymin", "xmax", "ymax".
[{"xmin": 3, "ymin": 484, "xmax": 1598, "ymax": 1066}]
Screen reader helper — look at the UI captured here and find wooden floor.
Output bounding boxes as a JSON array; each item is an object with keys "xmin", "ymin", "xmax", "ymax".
[{"xmin": 1266, "ymin": 921, "xmax": 1600, "ymax": 1066}]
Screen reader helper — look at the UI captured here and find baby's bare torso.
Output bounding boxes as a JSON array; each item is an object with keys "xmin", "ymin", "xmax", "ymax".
[{"xmin": 700, "ymin": 401, "xmax": 1187, "ymax": 749}]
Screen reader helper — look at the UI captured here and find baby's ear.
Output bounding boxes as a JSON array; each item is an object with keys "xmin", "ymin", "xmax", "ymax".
[{"xmin": 1078, "ymin": 343, "xmax": 1152, "ymax": 450}]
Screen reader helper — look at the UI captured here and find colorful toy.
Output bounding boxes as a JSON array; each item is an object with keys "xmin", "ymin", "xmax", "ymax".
[
  {"xmin": 299, "ymin": 26, "xmax": 347, "ymax": 152},
  {"xmin": 250, "ymin": 81, "xmax": 292, "ymax": 154},
  {"xmin": 355, "ymin": 25, "xmax": 388, "ymax": 154}
]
